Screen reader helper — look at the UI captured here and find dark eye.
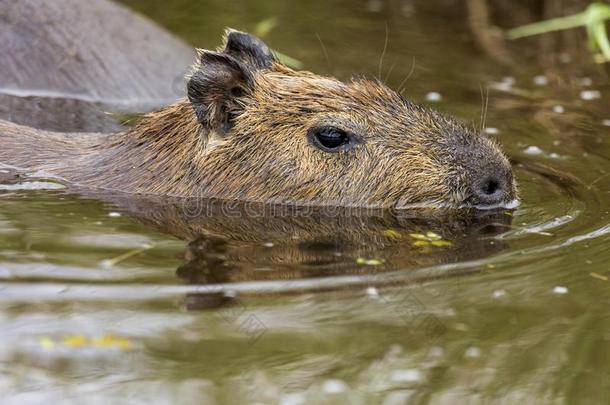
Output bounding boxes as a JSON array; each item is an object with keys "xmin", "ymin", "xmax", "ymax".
[{"xmin": 309, "ymin": 127, "xmax": 351, "ymax": 152}]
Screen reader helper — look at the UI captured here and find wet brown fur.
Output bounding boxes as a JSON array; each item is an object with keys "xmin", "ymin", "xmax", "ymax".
[{"xmin": 0, "ymin": 31, "xmax": 516, "ymax": 208}]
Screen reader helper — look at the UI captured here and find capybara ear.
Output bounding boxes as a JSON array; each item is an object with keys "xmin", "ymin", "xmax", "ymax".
[
  {"xmin": 187, "ymin": 51, "xmax": 253, "ymax": 134},
  {"xmin": 223, "ymin": 29, "xmax": 276, "ymax": 70}
]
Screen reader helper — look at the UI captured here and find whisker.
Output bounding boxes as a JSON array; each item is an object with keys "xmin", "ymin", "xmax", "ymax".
[
  {"xmin": 397, "ymin": 57, "xmax": 416, "ymax": 95},
  {"xmin": 315, "ymin": 32, "xmax": 331, "ymax": 71},
  {"xmin": 378, "ymin": 22, "xmax": 389, "ymax": 81},
  {"xmin": 383, "ymin": 62, "xmax": 396, "ymax": 83},
  {"xmin": 479, "ymin": 83, "xmax": 489, "ymax": 134}
]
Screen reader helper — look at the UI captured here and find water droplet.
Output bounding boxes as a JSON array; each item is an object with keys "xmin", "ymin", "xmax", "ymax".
[
  {"xmin": 602, "ymin": 119, "xmax": 610, "ymax": 127},
  {"xmin": 553, "ymin": 286, "xmax": 568, "ymax": 295},
  {"xmin": 533, "ymin": 75, "xmax": 548, "ymax": 86},
  {"xmin": 321, "ymin": 379, "xmax": 348, "ymax": 394},
  {"xmin": 552, "ymin": 105, "xmax": 565, "ymax": 113},
  {"xmin": 263, "ymin": 242, "xmax": 274, "ymax": 248},
  {"xmin": 464, "ymin": 346, "xmax": 481, "ymax": 359},
  {"xmin": 524, "ymin": 146, "xmax": 543, "ymax": 155},
  {"xmin": 391, "ymin": 369, "xmax": 422, "ymax": 384},
  {"xmin": 108, "ymin": 212, "xmax": 121, "ymax": 217},
  {"xmin": 484, "ymin": 127, "xmax": 499, "ymax": 135},
  {"xmin": 366, "ymin": 286, "xmax": 379, "ymax": 298},
  {"xmin": 580, "ymin": 90, "xmax": 601, "ymax": 100},
  {"xmin": 425, "ymin": 92, "xmax": 442, "ymax": 102},
  {"xmin": 279, "ymin": 392, "xmax": 307, "ymax": 405},
  {"xmin": 492, "ymin": 289, "xmax": 507, "ymax": 298}
]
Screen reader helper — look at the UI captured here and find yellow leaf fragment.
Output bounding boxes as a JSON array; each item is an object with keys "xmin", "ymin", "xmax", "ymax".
[
  {"xmin": 39, "ymin": 336, "xmax": 55, "ymax": 351},
  {"xmin": 383, "ymin": 229, "xmax": 402, "ymax": 239},
  {"xmin": 356, "ymin": 258, "xmax": 384, "ymax": 266},
  {"xmin": 431, "ymin": 240, "xmax": 453, "ymax": 247},
  {"xmin": 409, "ymin": 231, "xmax": 453, "ymax": 248},
  {"xmin": 426, "ymin": 231, "xmax": 442, "ymax": 240},
  {"xmin": 62, "ymin": 334, "xmax": 87, "ymax": 348},
  {"xmin": 92, "ymin": 333, "xmax": 133, "ymax": 350}
]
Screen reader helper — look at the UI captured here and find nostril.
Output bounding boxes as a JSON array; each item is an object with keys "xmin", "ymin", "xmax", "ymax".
[
  {"xmin": 470, "ymin": 175, "xmax": 507, "ymax": 206},
  {"xmin": 466, "ymin": 162, "xmax": 515, "ymax": 207},
  {"xmin": 481, "ymin": 178, "xmax": 500, "ymax": 195}
]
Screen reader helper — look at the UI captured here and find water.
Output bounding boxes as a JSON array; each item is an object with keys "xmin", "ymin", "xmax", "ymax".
[{"xmin": 2, "ymin": 0, "xmax": 610, "ymax": 403}]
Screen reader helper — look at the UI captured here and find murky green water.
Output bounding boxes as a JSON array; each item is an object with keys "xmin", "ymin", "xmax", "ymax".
[{"xmin": 2, "ymin": 1, "xmax": 610, "ymax": 403}]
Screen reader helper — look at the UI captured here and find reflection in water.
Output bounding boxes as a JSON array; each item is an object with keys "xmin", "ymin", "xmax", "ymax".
[{"xmin": 97, "ymin": 194, "xmax": 512, "ymax": 309}]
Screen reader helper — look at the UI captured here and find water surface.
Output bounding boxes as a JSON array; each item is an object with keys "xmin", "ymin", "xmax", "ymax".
[{"xmin": 2, "ymin": 0, "xmax": 610, "ymax": 403}]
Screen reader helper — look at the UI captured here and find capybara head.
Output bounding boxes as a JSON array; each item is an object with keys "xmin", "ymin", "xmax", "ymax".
[{"xmin": 185, "ymin": 30, "xmax": 518, "ymax": 208}]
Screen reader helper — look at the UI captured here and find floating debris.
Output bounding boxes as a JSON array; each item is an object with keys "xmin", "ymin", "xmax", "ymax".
[
  {"xmin": 39, "ymin": 333, "xmax": 133, "ymax": 351},
  {"xmin": 553, "ymin": 286, "xmax": 569, "ymax": 294},
  {"xmin": 580, "ymin": 90, "xmax": 601, "ymax": 100},
  {"xmin": 409, "ymin": 231, "xmax": 453, "ymax": 248},
  {"xmin": 484, "ymin": 127, "xmax": 499, "ymax": 135},
  {"xmin": 602, "ymin": 119, "xmax": 610, "ymax": 126},
  {"xmin": 62, "ymin": 334, "xmax": 87, "ymax": 348},
  {"xmin": 39, "ymin": 336, "xmax": 55, "ymax": 351},
  {"xmin": 430, "ymin": 240, "xmax": 453, "ymax": 247},
  {"xmin": 491, "ymin": 77, "xmax": 515, "ymax": 92},
  {"xmin": 533, "ymin": 75, "xmax": 548, "ymax": 86},
  {"xmin": 590, "ymin": 272, "xmax": 608, "ymax": 281},
  {"xmin": 410, "ymin": 231, "xmax": 442, "ymax": 241},
  {"xmin": 321, "ymin": 379, "xmax": 349, "ymax": 394},
  {"xmin": 464, "ymin": 346, "xmax": 482, "ymax": 359},
  {"xmin": 552, "ymin": 105, "xmax": 565, "ymax": 113},
  {"xmin": 263, "ymin": 242, "xmax": 274, "ymax": 248},
  {"xmin": 383, "ymin": 229, "xmax": 402, "ymax": 239},
  {"xmin": 356, "ymin": 258, "xmax": 384, "ymax": 266},
  {"xmin": 425, "ymin": 92, "xmax": 442, "ymax": 102},
  {"xmin": 391, "ymin": 369, "xmax": 422, "ymax": 384},
  {"xmin": 492, "ymin": 289, "xmax": 507, "ymax": 298},
  {"xmin": 523, "ymin": 146, "xmax": 543, "ymax": 155},
  {"xmin": 100, "ymin": 244, "xmax": 154, "ymax": 268},
  {"xmin": 108, "ymin": 212, "xmax": 122, "ymax": 217},
  {"xmin": 366, "ymin": 286, "xmax": 379, "ymax": 298},
  {"xmin": 502, "ymin": 76, "xmax": 516, "ymax": 86},
  {"xmin": 91, "ymin": 333, "xmax": 133, "ymax": 350}
]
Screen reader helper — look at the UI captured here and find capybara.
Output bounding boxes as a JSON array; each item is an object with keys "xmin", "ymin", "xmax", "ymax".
[{"xmin": 0, "ymin": 30, "xmax": 517, "ymax": 209}]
